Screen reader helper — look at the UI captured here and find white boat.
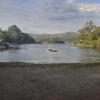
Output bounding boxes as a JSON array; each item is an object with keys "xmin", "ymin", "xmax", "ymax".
[
  {"xmin": 48, "ymin": 46, "xmax": 58, "ymax": 52},
  {"xmin": 47, "ymin": 34, "xmax": 58, "ymax": 52}
]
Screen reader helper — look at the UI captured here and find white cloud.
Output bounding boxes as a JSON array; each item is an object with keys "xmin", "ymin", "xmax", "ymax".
[
  {"xmin": 79, "ymin": 4, "xmax": 100, "ymax": 13},
  {"xmin": 0, "ymin": 0, "xmax": 100, "ymax": 33}
]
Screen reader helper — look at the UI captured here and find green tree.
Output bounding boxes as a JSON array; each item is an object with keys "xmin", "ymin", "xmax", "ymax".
[{"xmin": 74, "ymin": 20, "xmax": 98, "ymax": 48}]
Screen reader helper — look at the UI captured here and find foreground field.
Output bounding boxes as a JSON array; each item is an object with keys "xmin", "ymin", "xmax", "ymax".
[{"xmin": 0, "ymin": 62, "xmax": 100, "ymax": 100}]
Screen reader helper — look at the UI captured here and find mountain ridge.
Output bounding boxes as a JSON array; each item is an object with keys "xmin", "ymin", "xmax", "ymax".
[{"xmin": 30, "ymin": 32, "xmax": 79, "ymax": 43}]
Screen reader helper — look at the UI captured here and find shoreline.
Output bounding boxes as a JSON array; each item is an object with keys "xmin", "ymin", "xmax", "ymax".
[{"xmin": 0, "ymin": 62, "xmax": 100, "ymax": 67}]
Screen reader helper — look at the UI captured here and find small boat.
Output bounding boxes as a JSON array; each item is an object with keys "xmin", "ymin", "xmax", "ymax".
[
  {"xmin": 48, "ymin": 48, "xmax": 58, "ymax": 52},
  {"xmin": 47, "ymin": 33, "xmax": 58, "ymax": 52}
]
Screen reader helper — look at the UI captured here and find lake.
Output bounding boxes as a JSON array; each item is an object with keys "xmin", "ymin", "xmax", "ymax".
[{"xmin": 0, "ymin": 44, "xmax": 100, "ymax": 63}]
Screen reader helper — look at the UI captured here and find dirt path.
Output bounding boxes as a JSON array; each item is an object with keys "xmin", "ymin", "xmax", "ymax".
[{"xmin": 0, "ymin": 62, "xmax": 100, "ymax": 100}]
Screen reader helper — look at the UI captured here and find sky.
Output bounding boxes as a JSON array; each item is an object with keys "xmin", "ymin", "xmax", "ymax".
[{"xmin": 0, "ymin": 0, "xmax": 100, "ymax": 34}]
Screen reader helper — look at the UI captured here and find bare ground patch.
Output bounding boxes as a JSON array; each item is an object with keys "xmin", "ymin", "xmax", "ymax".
[{"xmin": 0, "ymin": 62, "xmax": 100, "ymax": 100}]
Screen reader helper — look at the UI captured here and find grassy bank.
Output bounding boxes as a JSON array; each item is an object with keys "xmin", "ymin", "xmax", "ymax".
[{"xmin": 0, "ymin": 62, "xmax": 100, "ymax": 100}]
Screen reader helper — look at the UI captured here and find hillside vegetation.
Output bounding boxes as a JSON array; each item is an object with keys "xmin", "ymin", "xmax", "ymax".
[
  {"xmin": 30, "ymin": 32, "xmax": 78, "ymax": 43},
  {"xmin": 0, "ymin": 25, "xmax": 35, "ymax": 44}
]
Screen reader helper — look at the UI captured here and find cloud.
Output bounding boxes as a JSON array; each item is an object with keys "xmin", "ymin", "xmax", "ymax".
[
  {"xmin": 0, "ymin": 0, "xmax": 100, "ymax": 33},
  {"xmin": 79, "ymin": 4, "xmax": 100, "ymax": 13},
  {"xmin": 35, "ymin": 0, "xmax": 79, "ymax": 20},
  {"xmin": 65, "ymin": 0, "xmax": 76, "ymax": 3},
  {"xmin": 39, "ymin": 0, "xmax": 100, "ymax": 21}
]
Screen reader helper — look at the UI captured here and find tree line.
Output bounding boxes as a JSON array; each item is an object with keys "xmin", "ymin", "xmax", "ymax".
[
  {"xmin": 73, "ymin": 20, "xmax": 100, "ymax": 48},
  {"xmin": 0, "ymin": 25, "xmax": 35, "ymax": 44}
]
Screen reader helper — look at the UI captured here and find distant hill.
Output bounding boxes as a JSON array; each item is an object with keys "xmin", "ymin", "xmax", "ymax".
[
  {"xmin": 53, "ymin": 32, "xmax": 79, "ymax": 41},
  {"xmin": 0, "ymin": 25, "xmax": 35, "ymax": 44},
  {"xmin": 30, "ymin": 32, "xmax": 79, "ymax": 43}
]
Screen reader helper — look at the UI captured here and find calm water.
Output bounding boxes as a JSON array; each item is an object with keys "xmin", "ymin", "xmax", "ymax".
[{"xmin": 0, "ymin": 44, "xmax": 100, "ymax": 63}]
